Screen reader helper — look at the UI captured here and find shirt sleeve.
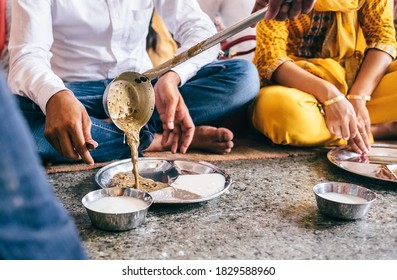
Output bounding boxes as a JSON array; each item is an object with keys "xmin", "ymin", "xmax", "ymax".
[
  {"xmin": 359, "ymin": 0, "xmax": 397, "ymax": 59},
  {"xmin": 8, "ymin": 0, "xmax": 69, "ymax": 114},
  {"xmin": 154, "ymin": 0, "xmax": 219, "ymax": 86},
  {"xmin": 253, "ymin": 19, "xmax": 292, "ymax": 85}
]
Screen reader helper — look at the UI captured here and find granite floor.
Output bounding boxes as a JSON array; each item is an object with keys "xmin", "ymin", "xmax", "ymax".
[{"xmin": 49, "ymin": 151, "xmax": 397, "ymax": 260}]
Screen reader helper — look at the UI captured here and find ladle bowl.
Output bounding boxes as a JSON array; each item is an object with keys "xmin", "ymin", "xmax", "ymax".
[{"xmin": 103, "ymin": 71, "xmax": 155, "ymax": 129}]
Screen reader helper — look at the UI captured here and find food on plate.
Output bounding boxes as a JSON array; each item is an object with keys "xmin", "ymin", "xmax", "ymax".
[
  {"xmin": 110, "ymin": 171, "xmax": 169, "ymax": 192},
  {"xmin": 375, "ymin": 164, "xmax": 397, "ymax": 180}
]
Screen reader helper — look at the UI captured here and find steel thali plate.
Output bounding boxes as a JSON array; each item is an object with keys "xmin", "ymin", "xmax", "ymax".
[
  {"xmin": 95, "ymin": 158, "xmax": 232, "ymax": 204},
  {"xmin": 327, "ymin": 143, "xmax": 397, "ymax": 183}
]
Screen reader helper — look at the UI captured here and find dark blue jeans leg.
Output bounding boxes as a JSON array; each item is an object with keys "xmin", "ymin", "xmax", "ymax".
[
  {"xmin": 16, "ymin": 79, "xmax": 153, "ymax": 163},
  {"xmin": 0, "ymin": 72, "xmax": 88, "ymax": 259}
]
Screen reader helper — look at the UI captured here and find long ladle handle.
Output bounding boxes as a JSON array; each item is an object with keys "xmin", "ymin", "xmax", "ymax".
[{"xmin": 143, "ymin": 0, "xmax": 292, "ymax": 80}]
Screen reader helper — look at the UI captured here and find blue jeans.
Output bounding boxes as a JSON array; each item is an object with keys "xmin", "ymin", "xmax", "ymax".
[
  {"xmin": 17, "ymin": 59, "xmax": 259, "ymax": 163},
  {"xmin": 0, "ymin": 72, "xmax": 88, "ymax": 259}
]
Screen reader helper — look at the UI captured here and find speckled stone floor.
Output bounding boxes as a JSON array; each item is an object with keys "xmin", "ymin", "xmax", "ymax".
[{"xmin": 50, "ymin": 152, "xmax": 397, "ymax": 260}]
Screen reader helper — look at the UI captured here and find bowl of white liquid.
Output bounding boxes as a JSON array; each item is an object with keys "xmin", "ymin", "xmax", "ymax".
[
  {"xmin": 313, "ymin": 182, "xmax": 376, "ymax": 220},
  {"xmin": 82, "ymin": 187, "xmax": 153, "ymax": 231}
]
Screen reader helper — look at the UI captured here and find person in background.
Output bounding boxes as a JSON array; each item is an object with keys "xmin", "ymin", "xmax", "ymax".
[
  {"xmin": 0, "ymin": 70, "xmax": 88, "ymax": 260},
  {"xmin": 250, "ymin": 0, "xmax": 397, "ymax": 155},
  {"xmin": 198, "ymin": 0, "xmax": 257, "ymax": 61},
  {"xmin": 8, "ymin": 0, "xmax": 259, "ymax": 165},
  {"xmin": 146, "ymin": 11, "xmax": 178, "ymax": 67}
]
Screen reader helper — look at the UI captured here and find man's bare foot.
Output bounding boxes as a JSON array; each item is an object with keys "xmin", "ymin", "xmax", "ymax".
[
  {"xmin": 190, "ymin": 126, "xmax": 234, "ymax": 154},
  {"xmin": 145, "ymin": 126, "xmax": 234, "ymax": 154},
  {"xmin": 371, "ymin": 121, "xmax": 397, "ymax": 140}
]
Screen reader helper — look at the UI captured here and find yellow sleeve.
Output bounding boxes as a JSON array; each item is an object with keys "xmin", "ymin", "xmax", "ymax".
[
  {"xmin": 360, "ymin": 0, "xmax": 397, "ymax": 59},
  {"xmin": 253, "ymin": 19, "xmax": 292, "ymax": 85}
]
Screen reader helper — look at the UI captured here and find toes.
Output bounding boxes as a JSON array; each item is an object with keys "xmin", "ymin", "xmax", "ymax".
[
  {"xmin": 221, "ymin": 132, "xmax": 234, "ymax": 142},
  {"xmin": 191, "ymin": 126, "xmax": 234, "ymax": 154},
  {"xmin": 213, "ymin": 139, "xmax": 234, "ymax": 154},
  {"xmin": 217, "ymin": 128, "xmax": 233, "ymax": 142}
]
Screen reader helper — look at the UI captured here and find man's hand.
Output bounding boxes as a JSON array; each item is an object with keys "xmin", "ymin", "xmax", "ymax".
[
  {"xmin": 153, "ymin": 71, "xmax": 195, "ymax": 154},
  {"xmin": 252, "ymin": 0, "xmax": 316, "ymax": 21},
  {"xmin": 45, "ymin": 90, "xmax": 98, "ymax": 165}
]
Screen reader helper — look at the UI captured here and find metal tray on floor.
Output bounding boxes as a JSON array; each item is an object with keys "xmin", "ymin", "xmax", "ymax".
[
  {"xmin": 95, "ymin": 158, "xmax": 232, "ymax": 204},
  {"xmin": 327, "ymin": 143, "xmax": 397, "ymax": 183}
]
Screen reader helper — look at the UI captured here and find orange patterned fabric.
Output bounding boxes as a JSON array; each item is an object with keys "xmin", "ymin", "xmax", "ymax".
[
  {"xmin": 294, "ymin": 11, "xmax": 333, "ymax": 58},
  {"xmin": 254, "ymin": 0, "xmax": 397, "ymax": 85},
  {"xmin": 394, "ymin": 0, "xmax": 397, "ymax": 37}
]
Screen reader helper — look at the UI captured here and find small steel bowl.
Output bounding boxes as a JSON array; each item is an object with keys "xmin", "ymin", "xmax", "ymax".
[
  {"xmin": 82, "ymin": 187, "xmax": 153, "ymax": 231},
  {"xmin": 313, "ymin": 182, "xmax": 376, "ymax": 220}
]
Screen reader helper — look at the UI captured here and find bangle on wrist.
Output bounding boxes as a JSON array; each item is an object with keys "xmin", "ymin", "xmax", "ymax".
[
  {"xmin": 346, "ymin": 94, "xmax": 371, "ymax": 101},
  {"xmin": 322, "ymin": 94, "xmax": 345, "ymax": 107}
]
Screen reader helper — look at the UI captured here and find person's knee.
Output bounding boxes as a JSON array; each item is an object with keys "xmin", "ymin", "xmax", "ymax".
[
  {"xmin": 227, "ymin": 59, "xmax": 259, "ymax": 84},
  {"xmin": 251, "ymin": 89, "xmax": 294, "ymax": 137},
  {"xmin": 240, "ymin": 60, "xmax": 260, "ymax": 93},
  {"xmin": 222, "ymin": 59, "xmax": 259, "ymax": 101},
  {"xmin": 251, "ymin": 87, "xmax": 327, "ymax": 145}
]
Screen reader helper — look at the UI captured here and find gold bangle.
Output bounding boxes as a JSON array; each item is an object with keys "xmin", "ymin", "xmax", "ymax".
[
  {"xmin": 346, "ymin": 95, "xmax": 371, "ymax": 101},
  {"xmin": 322, "ymin": 94, "xmax": 345, "ymax": 107}
]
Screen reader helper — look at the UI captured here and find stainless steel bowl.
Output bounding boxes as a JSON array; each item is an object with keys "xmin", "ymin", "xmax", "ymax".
[
  {"xmin": 82, "ymin": 187, "xmax": 153, "ymax": 231},
  {"xmin": 313, "ymin": 182, "xmax": 376, "ymax": 220}
]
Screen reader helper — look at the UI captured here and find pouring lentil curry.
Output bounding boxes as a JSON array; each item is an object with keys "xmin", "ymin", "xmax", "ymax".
[
  {"xmin": 106, "ymin": 79, "xmax": 168, "ymax": 192},
  {"xmin": 104, "ymin": 5, "xmax": 279, "ymax": 192}
]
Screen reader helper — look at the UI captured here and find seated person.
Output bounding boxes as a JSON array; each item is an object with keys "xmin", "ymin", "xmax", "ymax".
[
  {"xmin": 8, "ymin": 0, "xmax": 260, "ymax": 165},
  {"xmin": 250, "ymin": 0, "xmax": 397, "ymax": 154},
  {"xmin": 146, "ymin": 11, "xmax": 178, "ymax": 67},
  {"xmin": 0, "ymin": 70, "xmax": 88, "ymax": 260}
]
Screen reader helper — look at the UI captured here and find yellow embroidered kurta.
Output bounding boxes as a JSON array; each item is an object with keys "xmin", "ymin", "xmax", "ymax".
[{"xmin": 251, "ymin": 0, "xmax": 397, "ymax": 146}]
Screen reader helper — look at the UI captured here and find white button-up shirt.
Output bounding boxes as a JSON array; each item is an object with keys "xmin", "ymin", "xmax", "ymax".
[{"xmin": 8, "ymin": 0, "xmax": 218, "ymax": 113}]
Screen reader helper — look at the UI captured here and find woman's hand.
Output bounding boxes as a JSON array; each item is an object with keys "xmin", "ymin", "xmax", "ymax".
[
  {"xmin": 271, "ymin": 60, "xmax": 371, "ymax": 154},
  {"xmin": 153, "ymin": 71, "xmax": 195, "ymax": 154},
  {"xmin": 342, "ymin": 49, "xmax": 393, "ymax": 154},
  {"xmin": 323, "ymin": 97, "xmax": 370, "ymax": 154},
  {"xmin": 347, "ymin": 99, "xmax": 372, "ymax": 154},
  {"xmin": 323, "ymin": 97, "xmax": 358, "ymax": 140}
]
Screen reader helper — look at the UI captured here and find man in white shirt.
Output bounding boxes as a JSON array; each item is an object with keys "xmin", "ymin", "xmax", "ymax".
[{"xmin": 8, "ymin": 0, "xmax": 260, "ymax": 165}]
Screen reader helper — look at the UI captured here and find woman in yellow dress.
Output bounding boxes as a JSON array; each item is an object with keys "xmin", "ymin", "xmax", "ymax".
[{"xmin": 251, "ymin": 0, "xmax": 397, "ymax": 155}]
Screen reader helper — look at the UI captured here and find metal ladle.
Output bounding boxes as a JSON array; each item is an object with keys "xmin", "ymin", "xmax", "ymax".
[{"xmin": 103, "ymin": 2, "xmax": 291, "ymax": 129}]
